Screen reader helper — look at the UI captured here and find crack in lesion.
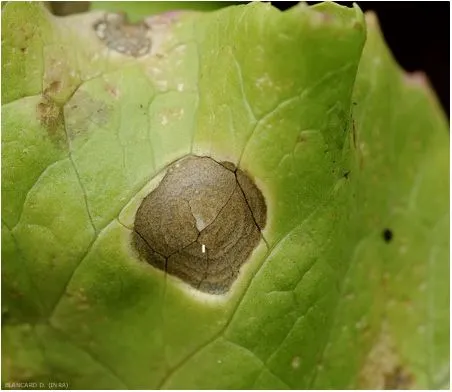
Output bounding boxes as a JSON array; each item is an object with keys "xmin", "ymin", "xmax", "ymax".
[
  {"xmin": 133, "ymin": 229, "xmax": 168, "ymax": 260},
  {"xmin": 200, "ymin": 157, "xmax": 269, "ymax": 246},
  {"xmin": 235, "ymin": 176, "xmax": 269, "ymax": 248},
  {"xmin": 189, "ymin": 181, "xmax": 238, "ymax": 232}
]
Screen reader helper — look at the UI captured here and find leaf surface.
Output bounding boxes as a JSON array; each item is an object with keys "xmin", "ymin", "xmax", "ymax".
[{"xmin": 2, "ymin": 2, "xmax": 448, "ymax": 389}]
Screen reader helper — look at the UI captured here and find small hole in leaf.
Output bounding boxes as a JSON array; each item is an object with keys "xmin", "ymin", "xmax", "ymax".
[{"xmin": 382, "ymin": 229, "xmax": 393, "ymax": 243}]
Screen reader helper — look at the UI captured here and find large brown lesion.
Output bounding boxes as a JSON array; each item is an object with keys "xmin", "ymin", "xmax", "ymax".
[{"xmin": 132, "ymin": 155, "xmax": 267, "ymax": 295}]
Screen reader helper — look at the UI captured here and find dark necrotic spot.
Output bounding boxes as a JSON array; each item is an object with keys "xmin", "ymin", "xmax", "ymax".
[
  {"xmin": 382, "ymin": 229, "xmax": 393, "ymax": 243},
  {"xmin": 132, "ymin": 156, "xmax": 267, "ymax": 295},
  {"xmin": 93, "ymin": 13, "xmax": 151, "ymax": 57},
  {"xmin": 384, "ymin": 365, "xmax": 413, "ymax": 389}
]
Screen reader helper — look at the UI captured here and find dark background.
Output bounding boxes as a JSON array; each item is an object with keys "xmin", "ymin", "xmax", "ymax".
[{"xmin": 272, "ymin": 1, "xmax": 450, "ymax": 117}]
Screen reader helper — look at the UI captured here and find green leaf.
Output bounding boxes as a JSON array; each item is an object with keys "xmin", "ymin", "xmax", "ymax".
[{"xmin": 2, "ymin": 2, "xmax": 448, "ymax": 389}]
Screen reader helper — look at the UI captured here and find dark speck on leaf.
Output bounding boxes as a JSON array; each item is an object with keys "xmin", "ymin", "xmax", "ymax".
[{"xmin": 383, "ymin": 229, "xmax": 393, "ymax": 243}]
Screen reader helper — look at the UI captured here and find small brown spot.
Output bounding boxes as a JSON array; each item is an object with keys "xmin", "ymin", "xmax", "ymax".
[
  {"xmin": 36, "ymin": 97, "xmax": 65, "ymax": 146},
  {"xmin": 105, "ymin": 84, "xmax": 119, "ymax": 98},
  {"xmin": 44, "ymin": 80, "xmax": 62, "ymax": 95},
  {"xmin": 353, "ymin": 20, "xmax": 363, "ymax": 31},
  {"xmin": 297, "ymin": 133, "xmax": 308, "ymax": 144},
  {"xmin": 384, "ymin": 366, "xmax": 414, "ymax": 389}
]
